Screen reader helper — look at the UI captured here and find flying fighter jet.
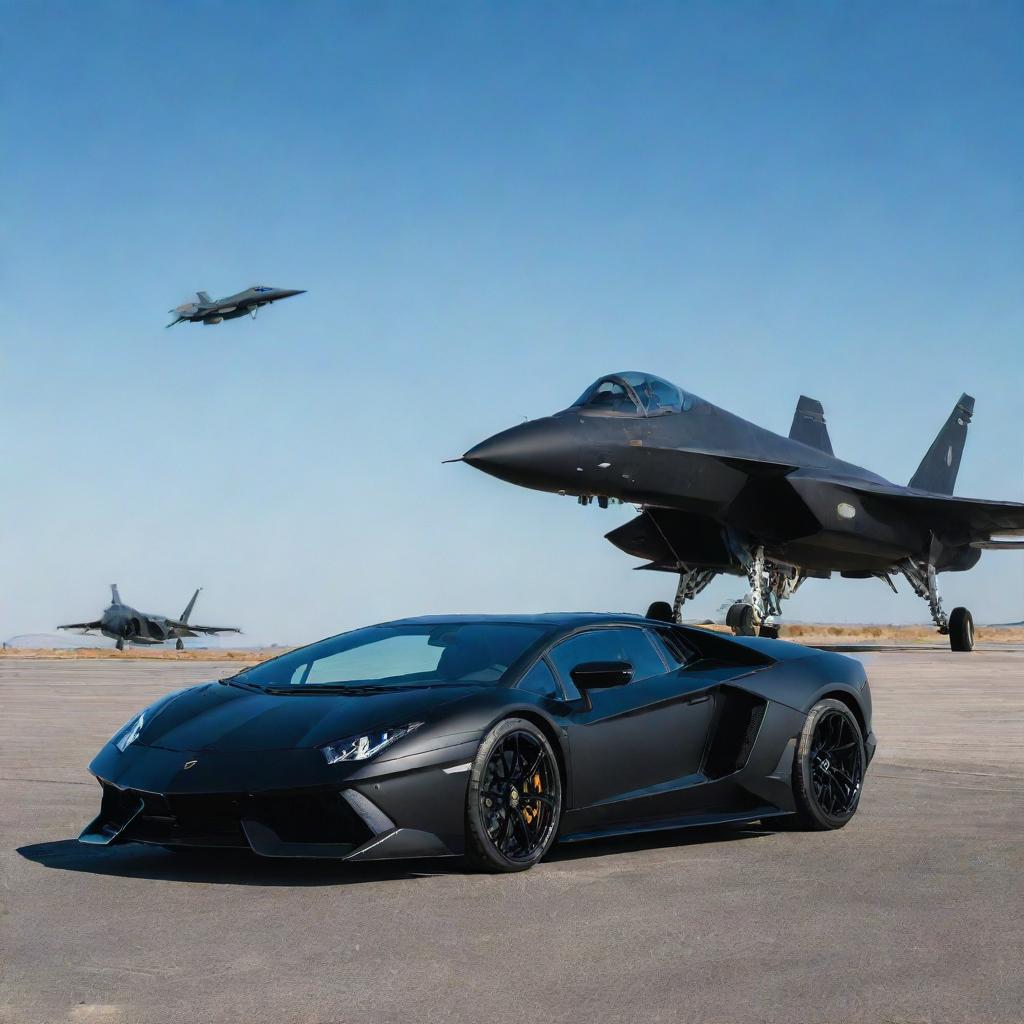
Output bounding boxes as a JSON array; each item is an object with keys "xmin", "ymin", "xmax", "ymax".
[
  {"xmin": 455, "ymin": 372, "xmax": 1024, "ymax": 651},
  {"xmin": 59, "ymin": 585, "xmax": 241, "ymax": 650},
  {"xmin": 166, "ymin": 285, "xmax": 305, "ymax": 327}
]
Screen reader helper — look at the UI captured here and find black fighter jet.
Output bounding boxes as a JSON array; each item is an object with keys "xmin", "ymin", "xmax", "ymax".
[
  {"xmin": 59, "ymin": 585, "xmax": 241, "ymax": 650},
  {"xmin": 166, "ymin": 285, "xmax": 305, "ymax": 327},
  {"xmin": 456, "ymin": 372, "xmax": 1024, "ymax": 651}
]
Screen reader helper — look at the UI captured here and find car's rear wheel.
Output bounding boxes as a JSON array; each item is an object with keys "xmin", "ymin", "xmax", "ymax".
[
  {"xmin": 792, "ymin": 699, "xmax": 866, "ymax": 830},
  {"xmin": 465, "ymin": 718, "xmax": 562, "ymax": 873}
]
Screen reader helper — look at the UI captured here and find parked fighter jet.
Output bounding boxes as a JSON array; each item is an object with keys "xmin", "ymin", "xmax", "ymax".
[
  {"xmin": 59, "ymin": 585, "xmax": 241, "ymax": 650},
  {"xmin": 166, "ymin": 285, "xmax": 305, "ymax": 327},
  {"xmin": 455, "ymin": 372, "xmax": 1024, "ymax": 651}
]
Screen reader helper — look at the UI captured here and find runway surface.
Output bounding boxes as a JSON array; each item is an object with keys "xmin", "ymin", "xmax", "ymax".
[{"xmin": 2, "ymin": 649, "xmax": 1022, "ymax": 1024}]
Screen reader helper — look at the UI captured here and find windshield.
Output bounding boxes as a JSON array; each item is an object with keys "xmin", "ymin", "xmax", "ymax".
[
  {"xmin": 235, "ymin": 622, "xmax": 550, "ymax": 690},
  {"xmin": 572, "ymin": 372, "xmax": 691, "ymax": 416}
]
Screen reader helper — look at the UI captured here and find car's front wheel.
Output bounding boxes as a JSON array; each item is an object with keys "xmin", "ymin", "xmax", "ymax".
[
  {"xmin": 464, "ymin": 718, "xmax": 563, "ymax": 872},
  {"xmin": 792, "ymin": 699, "xmax": 866, "ymax": 830}
]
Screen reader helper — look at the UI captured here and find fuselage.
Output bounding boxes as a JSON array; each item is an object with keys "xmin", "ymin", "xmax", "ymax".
[
  {"xmin": 99, "ymin": 603, "xmax": 171, "ymax": 644},
  {"xmin": 461, "ymin": 373, "xmax": 977, "ymax": 575}
]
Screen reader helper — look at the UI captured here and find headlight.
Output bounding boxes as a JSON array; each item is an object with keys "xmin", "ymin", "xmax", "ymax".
[
  {"xmin": 320, "ymin": 722, "xmax": 423, "ymax": 765},
  {"xmin": 114, "ymin": 712, "xmax": 145, "ymax": 752}
]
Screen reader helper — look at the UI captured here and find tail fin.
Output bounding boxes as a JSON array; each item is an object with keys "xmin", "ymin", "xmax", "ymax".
[
  {"xmin": 196, "ymin": 291, "xmax": 211, "ymax": 305},
  {"xmin": 111, "ymin": 584, "xmax": 122, "ymax": 605},
  {"xmin": 789, "ymin": 396, "xmax": 834, "ymax": 455},
  {"xmin": 909, "ymin": 393, "xmax": 974, "ymax": 495},
  {"xmin": 180, "ymin": 587, "xmax": 201, "ymax": 624}
]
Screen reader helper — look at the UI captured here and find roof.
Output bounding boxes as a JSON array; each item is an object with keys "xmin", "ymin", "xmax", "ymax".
[{"xmin": 383, "ymin": 612, "xmax": 650, "ymax": 628}]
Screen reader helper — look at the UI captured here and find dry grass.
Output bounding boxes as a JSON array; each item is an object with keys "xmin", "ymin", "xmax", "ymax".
[
  {"xmin": 700, "ymin": 623, "xmax": 1024, "ymax": 644},
  {"xmin": 3, "ymin": 623, "xmax": 1022, "ymax": 660},
  {"xmin": 0, "ymin": 647, "xmax": 285, "ymax": 662}
]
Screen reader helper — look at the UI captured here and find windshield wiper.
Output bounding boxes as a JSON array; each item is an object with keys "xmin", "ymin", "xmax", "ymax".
[{"xmin": 219, "ymin": 675, "xmax": 261, "ymax": 693}]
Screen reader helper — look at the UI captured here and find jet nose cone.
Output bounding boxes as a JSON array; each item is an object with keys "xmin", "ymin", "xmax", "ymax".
[{"xmin": 463, "ymin": 417, "xmax": 577, "ymax": 492}]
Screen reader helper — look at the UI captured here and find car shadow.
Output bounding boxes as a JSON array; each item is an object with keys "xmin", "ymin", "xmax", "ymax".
[
  {"xmin": 18, "ymin": 823, "xmax": 780, "ymax": 885},
  {"xmin": 16, "ymin": 839, "xmax": 459, "ymax": 886}
]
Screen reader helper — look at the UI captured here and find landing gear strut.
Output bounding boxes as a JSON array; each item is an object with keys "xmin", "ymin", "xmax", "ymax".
[
  {"xmin": 896, "ymin": 554, "xmax": 974, "ymax": 652},
  {"xmin": 729, "ymin": 548, "xmax": 805, "ymax": 638}
]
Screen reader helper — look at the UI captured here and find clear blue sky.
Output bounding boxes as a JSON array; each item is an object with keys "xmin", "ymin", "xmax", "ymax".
[{"xmin": 2, "ymin": 1, "xmax": 1021, "ymax": 642}]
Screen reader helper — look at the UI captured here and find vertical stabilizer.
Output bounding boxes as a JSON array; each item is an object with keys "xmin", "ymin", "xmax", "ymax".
[
  {"xmin": 909, "ymin": 394, "xmax": 974, "ymax": 495},
  {"xmin": 196, "ymin": 291, "xmax": 211, "ymax": 305},
  {"xmin": 789, "ymin": 396, "xmax": 834, "ymax": 455},
  {"xmin": 180, "ymin": 588, "xmax": 201, "ymax": 624},
  {"xmin": 110, "ymin": 584, "xmax": 122, "ymax": 605}
]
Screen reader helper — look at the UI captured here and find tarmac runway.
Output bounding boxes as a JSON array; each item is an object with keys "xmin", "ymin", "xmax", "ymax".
[{"xmin": 2, "ymin": 649, "xmax": 1022, "ymax": 1024}]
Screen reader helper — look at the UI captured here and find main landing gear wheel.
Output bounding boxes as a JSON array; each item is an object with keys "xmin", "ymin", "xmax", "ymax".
[
  {"xmin": 948, "ymin": 607, "xmax": 974, "ymax": 652},
  {"xmin": 465, "ymin": 718, "xmax": 562, "ymax": 873},
  {"xmin": 115, "ymin": 637, "xmax": 125, "ymax": 651},
  {"xmin": 175, "ymin": 639, "xmax": 185, "ymax": 651},
  {"xmin": 792, "ymin": 699, "xmax": 866, "ymax": 830},
  {"xmin": 726, "ymin": 602, "xmax": 756, "ymax": 636}
]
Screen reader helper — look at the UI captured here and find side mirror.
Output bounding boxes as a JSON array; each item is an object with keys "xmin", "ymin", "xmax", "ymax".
[{"xmin": 570, "ymin": 660, "xmax": 634, "ymax": 690}]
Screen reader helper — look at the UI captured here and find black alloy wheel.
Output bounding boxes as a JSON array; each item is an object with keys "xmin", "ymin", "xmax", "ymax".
[
  {"xmin": 792, "ymin": 699, "xmax": 866, "ymax": 830},
  {"xmin": 465, "ymin": 718, "xmax": 562, "ymax": 872}
]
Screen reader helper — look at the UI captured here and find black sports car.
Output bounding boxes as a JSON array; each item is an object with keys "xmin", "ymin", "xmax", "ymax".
[{"xmin": 81, "ymin": 614, "xmax": 876, "ymax": 872}]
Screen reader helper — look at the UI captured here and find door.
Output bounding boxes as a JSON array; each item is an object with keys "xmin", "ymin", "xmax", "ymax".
[{"xmin": 548, "ymin": 626, "xmax": 715, "ymax": 828}]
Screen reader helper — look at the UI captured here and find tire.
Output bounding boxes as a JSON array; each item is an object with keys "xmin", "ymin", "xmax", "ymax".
[
  {"xmin": 175, "ymin": 639, "xmax": 185, "ymax": 651},
  {"xmin": 792, "ymin": 699, "xmax": 866, "ymax": 830},
  {"xmin": 949, "ymin": 607, "xmax": 974, "ymax": 652},
  {"xmin": 464, "ymin": 718, "xmax": 563, "ymax": 873},
  {"xmin": 115, "ymin": 638, "xmax": 125, "ymax": 651},
  {"xmin": 646, "ymin": 600, "xmax": 674, "ymax": 622},
  {"xmin": 727, "ymin": 602, "xmax": 756, "ymax": 636}
]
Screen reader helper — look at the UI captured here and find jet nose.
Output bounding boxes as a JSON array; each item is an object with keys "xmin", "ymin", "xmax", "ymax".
[{"xmin": 462, "ymin": 417, "xmax": 579, "ymax": 492}]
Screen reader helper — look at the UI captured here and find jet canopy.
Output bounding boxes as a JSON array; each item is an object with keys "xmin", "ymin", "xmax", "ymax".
[{"xmin": 572, "ymin": 372, "xmax": 694, "ymax": 416}]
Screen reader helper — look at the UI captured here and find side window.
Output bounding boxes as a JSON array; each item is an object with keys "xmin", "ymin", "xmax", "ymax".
[
  {"xmin": 548, "ymin": 628, "xmax": 668, "ymax": 700},
  {"xmin": 516, "ymin": 659, "xmax": 561, "ymax": 700},
  {"xmin": 651, "ymin": 627, "xmax": 695, "ymax": 668}
]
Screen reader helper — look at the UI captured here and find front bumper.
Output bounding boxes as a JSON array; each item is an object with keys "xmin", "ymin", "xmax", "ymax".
[{"xmin": 80, "ymin": 738, "xmax": 479, "ymax": 860}]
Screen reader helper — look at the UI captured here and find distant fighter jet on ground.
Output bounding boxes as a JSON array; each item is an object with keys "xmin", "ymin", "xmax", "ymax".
[
  {"xmin": 456, "ymin": 372, "xmax": 1024, "ymax": 651},
  {"xmin": 166, "ymin": 285, "xmax": 305, "ymax": 327},
  {"xmin": 59, "ymin": 585, "xmax": 241, "ymax": 650}
]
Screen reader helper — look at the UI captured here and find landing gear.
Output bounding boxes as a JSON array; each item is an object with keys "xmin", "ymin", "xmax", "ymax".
[
  {"xmin": 896, "ymin": 550, "xmax": 974, "ymax": 652},
  {"xmin": 669, "ymin": 568, "xmax": 718, "ymax": 622},
  {"xmin": 115, "ymin": 637, "xmax": 125, "ymax": 651},
  {"xmin": 175, "ymin": 639, "xmax": 185, "ymax": 651},
  {"xmin": 726, "ymin": 602, "xmax": 756, "ymax": 636},
  {"xmin": 729, "ymin": 548, "xmax": 805, "ymax": 638}
]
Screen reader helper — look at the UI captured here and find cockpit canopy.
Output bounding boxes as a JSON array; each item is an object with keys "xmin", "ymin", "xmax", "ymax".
[{"xmin": 572, "ymin": 372, "xmax": 694, "ymax": 416}]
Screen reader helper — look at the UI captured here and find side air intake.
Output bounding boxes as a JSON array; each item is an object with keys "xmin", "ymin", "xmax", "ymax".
[{"xmin": 704, "ymin": 689, "xmax": 768, "ymax": 779}]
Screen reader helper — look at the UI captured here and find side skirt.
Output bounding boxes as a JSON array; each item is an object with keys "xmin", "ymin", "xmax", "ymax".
[{"xmin": 557, "ymin": 805, "xmax": 791, "ymax": 846}]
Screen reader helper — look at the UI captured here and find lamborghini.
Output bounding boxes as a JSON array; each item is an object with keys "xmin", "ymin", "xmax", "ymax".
[{"xmin": 80, "ymin": 614, "xmax": 876, "ymax": 872}]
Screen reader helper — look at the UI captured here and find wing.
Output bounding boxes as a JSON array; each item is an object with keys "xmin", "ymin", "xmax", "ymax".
[
  {"xmin": 797, "ymin": 475, "xmax": 1024, "ymax": 540},
  {"xmin": 167, "ymin": 621, "xmax": 241, "ymax": 636},
  {"xmin": 58, "ymin": 620, "xmax": 103, "ymax": 631}
]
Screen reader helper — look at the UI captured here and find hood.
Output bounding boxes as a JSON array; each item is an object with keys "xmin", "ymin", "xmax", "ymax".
[{"xmin": 135, "ymin": 681, "xmax": 480, "ymax": 753}]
